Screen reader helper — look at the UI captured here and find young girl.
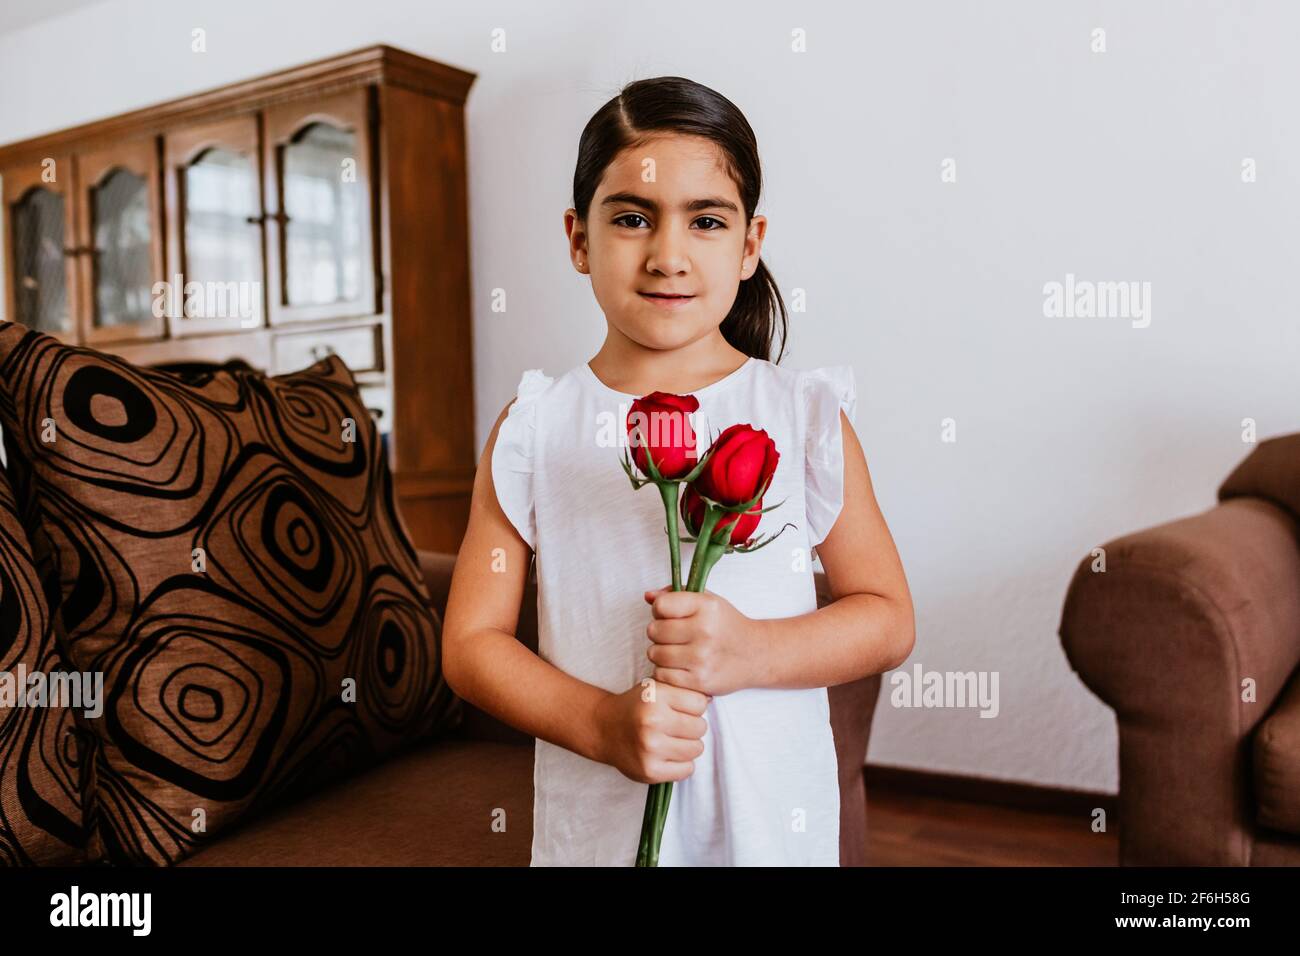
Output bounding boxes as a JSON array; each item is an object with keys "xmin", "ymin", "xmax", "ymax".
[{"xmin": 443, "ymin": 76, "xmax": 914, "ymax": 866}]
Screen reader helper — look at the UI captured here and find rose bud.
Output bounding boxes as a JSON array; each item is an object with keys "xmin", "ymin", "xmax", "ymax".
[
  {"xmin": 695, "ymin": 423, "xmax": 779, "ymax": 507},
  {"xmin": 626, "ymin": 391, "xmax": 700, "ymax": 481}
]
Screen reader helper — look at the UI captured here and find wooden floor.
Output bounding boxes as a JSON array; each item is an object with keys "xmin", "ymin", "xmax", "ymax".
[{"xmin": 866, "ymin": 786, "xmax": 1119, "ymax": 866}]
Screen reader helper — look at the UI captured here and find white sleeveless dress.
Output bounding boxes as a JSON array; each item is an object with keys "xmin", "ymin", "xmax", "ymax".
[{"xmin": 491, "ymin": 355, "xmax": 856, "ymax": 866}]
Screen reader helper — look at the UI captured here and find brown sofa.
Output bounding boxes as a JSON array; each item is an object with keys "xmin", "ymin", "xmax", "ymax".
[
  {"xmin": 179, "ymin": 552, "xmax": 883, "ymax": 866},
  {"xmin": 1059, "ymin": 434, "xmax": 1300, "ymax": 865}
]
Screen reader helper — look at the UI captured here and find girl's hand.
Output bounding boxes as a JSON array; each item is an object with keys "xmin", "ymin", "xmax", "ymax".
[
  {"xmin": 643, "ymin": 586, "xmax": 756, "ymax": 697},
  {"xmin": 594, "ymin": 681, "xmax": 709, "ymax": 785}
]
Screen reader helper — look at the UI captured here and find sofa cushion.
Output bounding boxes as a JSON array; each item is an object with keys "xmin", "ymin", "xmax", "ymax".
[
  {"xmin": 0, "ymin": 323, "xmax": 461, "ymax": 865},
  {"xmin": 1254, "ymin": 668, "xmax": 1300, "ymax": 837},
  {"xmin": 177, "ymin": 736, "xmax": 533, "ymax": 866},
  {"xmin": 1222, "ymin": 432, "xmax": 1300, "ymax": 839},
  {"xmin": 0, "ymin": 463, "xmax": 86, "ymax": 864},
  {"xmin": 1219, "ymin": 432, "xmax": 1300, "ymax": 523}
]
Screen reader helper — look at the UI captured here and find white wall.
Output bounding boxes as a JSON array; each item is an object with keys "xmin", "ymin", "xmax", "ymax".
[{"xmin": 2, "ymin": 0, "xmax": 1297, "ymax": 796}]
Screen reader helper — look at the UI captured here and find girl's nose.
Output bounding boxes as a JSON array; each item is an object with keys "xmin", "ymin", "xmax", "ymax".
[
  {"xmin": 646, "ymin": 254, "xmax": 690, "ymax": 277},
  {"xmin": 646, "ymin": 235, "xmax": 691, "ymax": 276}
]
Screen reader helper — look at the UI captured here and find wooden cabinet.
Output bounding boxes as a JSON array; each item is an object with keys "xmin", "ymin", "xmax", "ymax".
[
  {"xmin": 263, "ymin": 89, "xmax": 379, "ymax": 326},
  {"xmin": 5, "ymin": 140, "xmax": 167, "ymax": 345},
  {"xmin": 163, "ymin": 115, "xmax": 267, "ymax": 336},
  {"xmin": 75, "ymin": 137, "xmax": 165, "ymax": 344},
  {"xmin": 2, "ymin": 155, "xmax": 79, "ymax": 341},
  {"xmin": 0, "ymin": 46, "xmax": 478, "ymax": 553}
]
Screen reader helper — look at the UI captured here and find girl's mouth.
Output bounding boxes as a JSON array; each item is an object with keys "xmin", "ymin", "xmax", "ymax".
[{"xmin": 639, "ymin": 292, "xmax": 696, "ymax": 308}]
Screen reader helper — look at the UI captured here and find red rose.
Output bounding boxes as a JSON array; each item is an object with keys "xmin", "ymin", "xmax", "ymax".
[
  {"xmin": 680, "ymin": 484, "xmax": 762, "ymax": 546},
  {"xmin": 627, "ymin": 391, "xmax": 700, "ymax": 481},
  {"xmin": 695, "ymin": 423, "xmax": 778, "ymax": 507}
]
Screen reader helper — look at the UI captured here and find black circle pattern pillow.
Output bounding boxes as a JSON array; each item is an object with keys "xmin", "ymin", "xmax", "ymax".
[
  {"xmin": 0, "ymin": 464, "xmax": 86, "ymax": 865},
  {"xmin": 0, "ymin": 323, "xmax": 461, "ymax": 865}
]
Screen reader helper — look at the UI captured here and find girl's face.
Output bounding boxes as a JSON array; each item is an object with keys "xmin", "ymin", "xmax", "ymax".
[{"xmin": 566, "ymin": 133, "xmax": 766, "ymax": 352}]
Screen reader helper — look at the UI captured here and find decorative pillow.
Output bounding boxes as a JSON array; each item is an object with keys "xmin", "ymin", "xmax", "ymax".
[
  {"xmin": 0, "ymin": 323, "xmax": 461, "ymax": 865},
  {"xmin": 0, "ymin": 460, "xmax": 87, "ymax": 865}
]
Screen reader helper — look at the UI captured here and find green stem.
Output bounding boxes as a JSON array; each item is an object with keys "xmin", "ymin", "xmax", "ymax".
[
  {"xmin": 695, "ymin": 537, "xmax": 727, "ymax": 593},
  {"xmin": 638, "ymin": 780, "xmax": 674, "ymax": 867},
  {"xmin": 637, "ymin": 780, "xmax": 656, "ymax": 866},
  {"xmin": 651, "ymin": 780, "xmax": 672, "ymax": 864},
  {"xmin": 637, "ymin": 494, "xmax": 720, "ymax": 866},
  {"xmin": 658, "ymin": 482, "xmax": 683, "ymax": 592},
  {"xmin": 686, "ymin": 506, "xmax": 724, "ymax": 592}
]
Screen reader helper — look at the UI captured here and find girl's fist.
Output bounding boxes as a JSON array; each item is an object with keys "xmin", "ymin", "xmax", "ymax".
[
  {"xmin": 643, "ymin": 586, "xmax": 755, "ymax": 697},
  {"xmin": 594, "ymin": 680, "xmax": 709, "ymax": 785}
]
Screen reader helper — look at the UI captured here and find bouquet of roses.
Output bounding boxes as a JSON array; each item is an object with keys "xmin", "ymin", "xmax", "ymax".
[{"xmin": 619, "ymin": 390, "xmax": 794, "ymax": 867}]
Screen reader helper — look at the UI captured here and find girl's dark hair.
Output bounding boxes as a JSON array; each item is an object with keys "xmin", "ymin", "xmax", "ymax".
[{"xmin": 572, "ymin": 76, "xmax": 788, "ymax": 364}]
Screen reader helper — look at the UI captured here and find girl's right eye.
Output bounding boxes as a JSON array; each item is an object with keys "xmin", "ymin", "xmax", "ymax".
[{"xmin": 613, "ymin": 213, "xmax": 649, "ymax": 229}]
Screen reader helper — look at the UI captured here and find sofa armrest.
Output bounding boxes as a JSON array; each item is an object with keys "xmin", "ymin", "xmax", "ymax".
[{"xmin": 1059, "ymin": 497, "xmax": 1300, "ymax": 864}]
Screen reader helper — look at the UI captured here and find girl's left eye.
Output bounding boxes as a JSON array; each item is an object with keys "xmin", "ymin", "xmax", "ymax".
[{"xmin": 693, "ymin": 216, "xmax": 725, "ymax": 230}]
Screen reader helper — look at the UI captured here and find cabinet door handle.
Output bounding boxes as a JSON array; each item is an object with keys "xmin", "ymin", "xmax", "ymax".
[
  {"xmin": 310, "ymin": 344, "xmax": 336, "ymax": 361},
  {"xmin": 247, "ymin": 211, "xmax": 291, "ymax": 225}
]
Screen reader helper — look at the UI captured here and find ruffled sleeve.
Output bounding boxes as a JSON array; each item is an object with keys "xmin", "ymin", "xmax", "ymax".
[
  {"xmin": 802, "ymin": 365, "xmax": 858, "ymax": 549},
  {"xmin": 491, "ymin": 368, "xmax": 554, "ymax": 551}
]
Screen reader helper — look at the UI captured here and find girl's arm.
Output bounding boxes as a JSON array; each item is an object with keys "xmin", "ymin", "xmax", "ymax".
[
  {"xmin": 441, "ymin": 401, "xmax": 609, "ymax": 763},
  {"xmin": 749, "ymin": 409, "xmax": 915, "ymax": 689}
]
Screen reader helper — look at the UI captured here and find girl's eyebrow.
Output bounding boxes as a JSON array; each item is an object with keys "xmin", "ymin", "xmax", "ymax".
[{"xmin": 600, "ymin": 191, "xmax": 739, "ymax": 214}]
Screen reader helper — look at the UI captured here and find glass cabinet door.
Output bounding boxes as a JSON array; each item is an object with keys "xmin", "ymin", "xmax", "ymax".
[
  {"xmin": 263, "ymin": 89, "xmax": 378, "ymax": 324},
  {"xmin": 75, "ymin": 138, "xmax": 165, "ymax": 343},
  {"xmin": 3, "ymin": 156, "xmax": 79, "ymax": 340},
  {"xmin": 163, "ymin": 116, "xmax": 267, "ymax": 335}
]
